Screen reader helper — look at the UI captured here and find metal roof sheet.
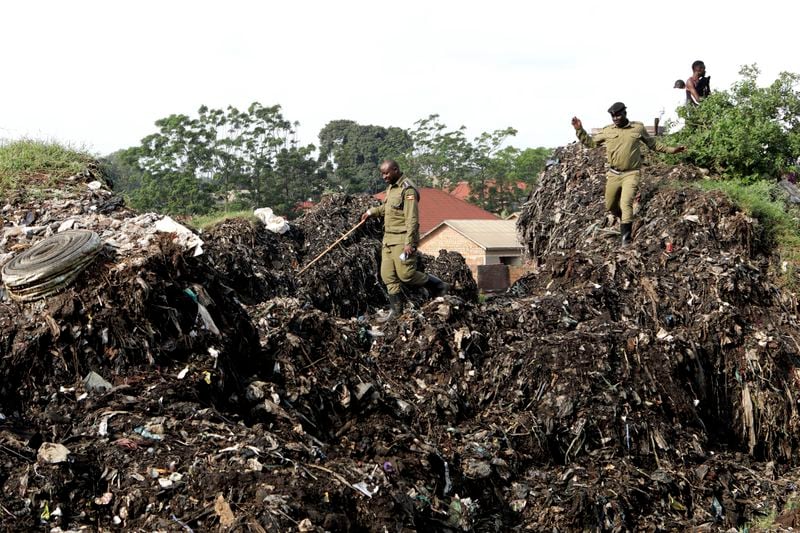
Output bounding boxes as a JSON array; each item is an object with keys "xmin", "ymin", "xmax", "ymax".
[{"xmin": 426, "ymin": 219, "xmax": 522, "ymax": 250}]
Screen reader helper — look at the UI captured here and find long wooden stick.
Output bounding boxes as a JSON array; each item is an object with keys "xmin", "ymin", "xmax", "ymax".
[{"xmin": 297, "ymin": 219, "xmax": 366, "ymax": 276}]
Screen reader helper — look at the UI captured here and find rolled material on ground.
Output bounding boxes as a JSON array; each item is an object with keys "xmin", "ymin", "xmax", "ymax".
[{"xmin": 2, "ymin": 229, "xmax": 102, "ymax": 301}]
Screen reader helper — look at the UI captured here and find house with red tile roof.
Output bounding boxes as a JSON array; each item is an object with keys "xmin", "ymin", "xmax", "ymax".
[{"xmin": 374, "ymin": 187, "xmax": 498, "ymax": 236}]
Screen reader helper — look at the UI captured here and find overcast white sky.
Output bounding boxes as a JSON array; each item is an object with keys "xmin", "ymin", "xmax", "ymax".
[{"xmin": 2, "ymin": 1, "xmax": 799, "ymax": 157}]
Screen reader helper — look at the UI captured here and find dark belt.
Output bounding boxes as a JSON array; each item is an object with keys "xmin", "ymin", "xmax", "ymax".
[{"xmin": 385, "ymin": 230, "xmax": 407, "ymax": 234}]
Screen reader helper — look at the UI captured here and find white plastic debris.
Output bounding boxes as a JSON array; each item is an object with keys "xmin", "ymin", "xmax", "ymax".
[
  {"xmin": 157, "ymin": 472, "xmax": 184, "ymax": 489},
  {"xmin": 154, "ymin": 215, "xmax": 204, "ymax": 256},
  {"xmin": 254, "ymin": 207, "xmax": 290, "ymax": 234},
  {"xmin": 353, "ymin": 481, "xmax": 379, "ymax": 498},
  {"xmin": 57, "ymin": 219, "xmax": 78, "ymax": 232},
  {"xmin": 38, "ymin": 442, "xmax": 71, "ymax": 464},
  {"xmin": 83, "ymin": 371, "xmax": 113, "ymax": 393},
  {"xmin": 94, "ymin": 492, "xmax": 113, "ymax": 505},
  {"xmin": 246, "ymin": 457, "xmax": 263, "ymax": 471},
  {"xmin": 197, "ymin": 301, "xmax": 220, "ymax": 335},
  {"xmin": 97, "ymin": 411, "xmax": 127, "ymax": 436}
]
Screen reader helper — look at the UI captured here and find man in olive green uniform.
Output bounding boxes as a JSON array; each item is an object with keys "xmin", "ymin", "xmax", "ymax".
[
  {"xmin": 572, "ymin": 102, "xmax": 686, "ymax": 245},
  {"xmin": 361, "ymin": 159, "xmax": 449, "ymax": 322}
]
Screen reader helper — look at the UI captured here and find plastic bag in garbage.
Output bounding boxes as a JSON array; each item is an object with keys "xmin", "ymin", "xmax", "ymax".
[
  {"xmin": 254, "ymin": 207, "xmax": 290, "ymax": 234},
  {"xmin": 154, "ymin": 215, "xmax": 204, "ymax": 256}
]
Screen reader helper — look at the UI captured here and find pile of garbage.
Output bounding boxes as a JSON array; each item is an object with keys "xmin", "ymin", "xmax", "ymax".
[{"xmin": 1, "ymin": 144, "xmax": 800, "ymax": 531}]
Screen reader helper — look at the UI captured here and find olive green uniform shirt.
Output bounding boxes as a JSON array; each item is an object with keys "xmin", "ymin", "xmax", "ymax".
[
  {"xmin": 576, "ymin": 121, "xmax": 680, "ymax": 171},
  {"xmin": 368, "ymin": 177, "xmax": 420, "ymax": 247}
]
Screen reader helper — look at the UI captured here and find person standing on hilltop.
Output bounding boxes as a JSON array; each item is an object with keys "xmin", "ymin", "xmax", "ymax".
[
  {"xmin": 361, "ymin": 159, "xmax": 449, "ymax": 322},
  {"xmin": 685, "ymin": 60, "xmax": 711, "ymax": 105},
  {"xmin": 571, "ymin": 102, "xmax": 686, "ymax": 246}
]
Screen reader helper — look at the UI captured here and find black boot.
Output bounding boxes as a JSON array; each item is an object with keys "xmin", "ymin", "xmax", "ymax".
[
  {"xmin": 424, "ymin": 274, "xmax": 450, "ymax": 298},
  {"xmin": 620, "ymin": 222, "xmax": 633, "ymax": 246},
  {"xmin": 377, "ymin": 293, "xmax": 402, "ymax": 323}
]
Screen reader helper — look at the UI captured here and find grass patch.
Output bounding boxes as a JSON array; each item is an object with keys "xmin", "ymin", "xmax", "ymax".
[
  {"xmin": 0, "ymin": 139, "xmax": 92, "ymax": 197},
  {"xmin": 746, "ymin": 506, "xmax": 778, "ymax": 532},
  {"xmin": 188, "ymin": 209, "xmax": 257, "ymax": 230},
  {"xmin": 744, "ymin": 495, "xmax": 800, "ymax": 532},
  {"xmin": 696, "ymin": 179, "xmax": 800, "ymax": 287},
  {"xmin": 786, "ymin": 494, "xmax": 800, "ymax": 511}
]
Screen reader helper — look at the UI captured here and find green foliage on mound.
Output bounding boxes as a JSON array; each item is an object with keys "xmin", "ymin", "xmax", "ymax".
[
  {"xmin": 189, "ymin": 210, "xmax": 257, "ymax": 230},
  {"xmin": 0, "ymin": 139, "xmax": 92, "ymax": 196},
  {"xmin": 663, "ymin": 64, "xmax": 800, "ymax": 285},
  {"xmin": 674, "ymin": 65, "xmax": 800, "ymax": 182}
]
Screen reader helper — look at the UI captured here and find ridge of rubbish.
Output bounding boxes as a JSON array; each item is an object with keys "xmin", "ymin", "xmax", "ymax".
[{"xmin": 0, "ymin": 147, "xmax": 799, "ymax": 531}]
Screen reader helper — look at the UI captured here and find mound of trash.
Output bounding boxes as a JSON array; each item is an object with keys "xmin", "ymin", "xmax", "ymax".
[{"xmin": 1, "ymin": 145, "xmax": 800, "ymax": 532}]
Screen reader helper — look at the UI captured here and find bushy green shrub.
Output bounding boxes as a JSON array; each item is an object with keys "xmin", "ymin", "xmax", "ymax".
[{"xmin": 673, "ymin": 65, "xmax": 800, "ymax": 182}]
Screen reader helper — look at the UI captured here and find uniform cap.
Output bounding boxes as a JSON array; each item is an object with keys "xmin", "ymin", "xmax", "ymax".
[{"xmin": 607, "ymin": 102, "xmax": 627, "ymax": 115}]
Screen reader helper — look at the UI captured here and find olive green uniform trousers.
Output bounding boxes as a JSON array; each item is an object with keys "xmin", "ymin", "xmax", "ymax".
[
  {"xmin": 605, "ymin": 169, "xmax": 640, "ymax": 224},
  {"xmin": 381, "ymin": 243, "xmax": 428, "ymax": 295}
]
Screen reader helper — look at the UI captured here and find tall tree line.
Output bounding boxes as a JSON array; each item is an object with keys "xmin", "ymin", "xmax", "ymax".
[
  {"xmin": 320, "ymin": 114, "xmax": 552, "ymax": 213},
  {"xmin": 103, "ymin": 103, "xmax": 552, "ymax": 217},
  {"xmin": 104, "ymin": 103, "xmax": 321, "ymax": 217}
]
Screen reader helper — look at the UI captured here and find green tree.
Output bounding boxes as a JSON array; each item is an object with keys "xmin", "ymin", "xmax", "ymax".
[
  {"xmin": 402, "ymin": 114, "xmax": 475, "ymax": 187},
  {"xmin": 128, "ymin": 113, "xmax": 217, "ymax": 215},
  {"xmin": 275, "ymin": 142, "xmax": 322, "ymax": 217},
  {"xmin": 466, "ymin": 145, "xmax": 552, "ymax": 214},
  {"xmin": 116, "ymin": 103, "xmax": 319, "ymax": 216},
  {"xmin": 469, "ymin": 127, "xmax": 518, "ymax": 208},
  {"xmin": 318, "ymin": 120, "xmax": 413, "ymax": 194},
  {"xmin": 674, "ymin": 65, "xmax": 800, "ymax": 181},
  {"xmin": 403, "ymin": 115, "xmax": 548, "ymax": 212},
  {"xmin": 514, "ymin": 147, "xmax": 552, "ymax": 181},
  {"xmin": 238, "ymin": 103, "xmax": 314, "ymax": 209},
  {"xmin": 101, "ymin": 146, "xmax": 144, "ymax": 194}
]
